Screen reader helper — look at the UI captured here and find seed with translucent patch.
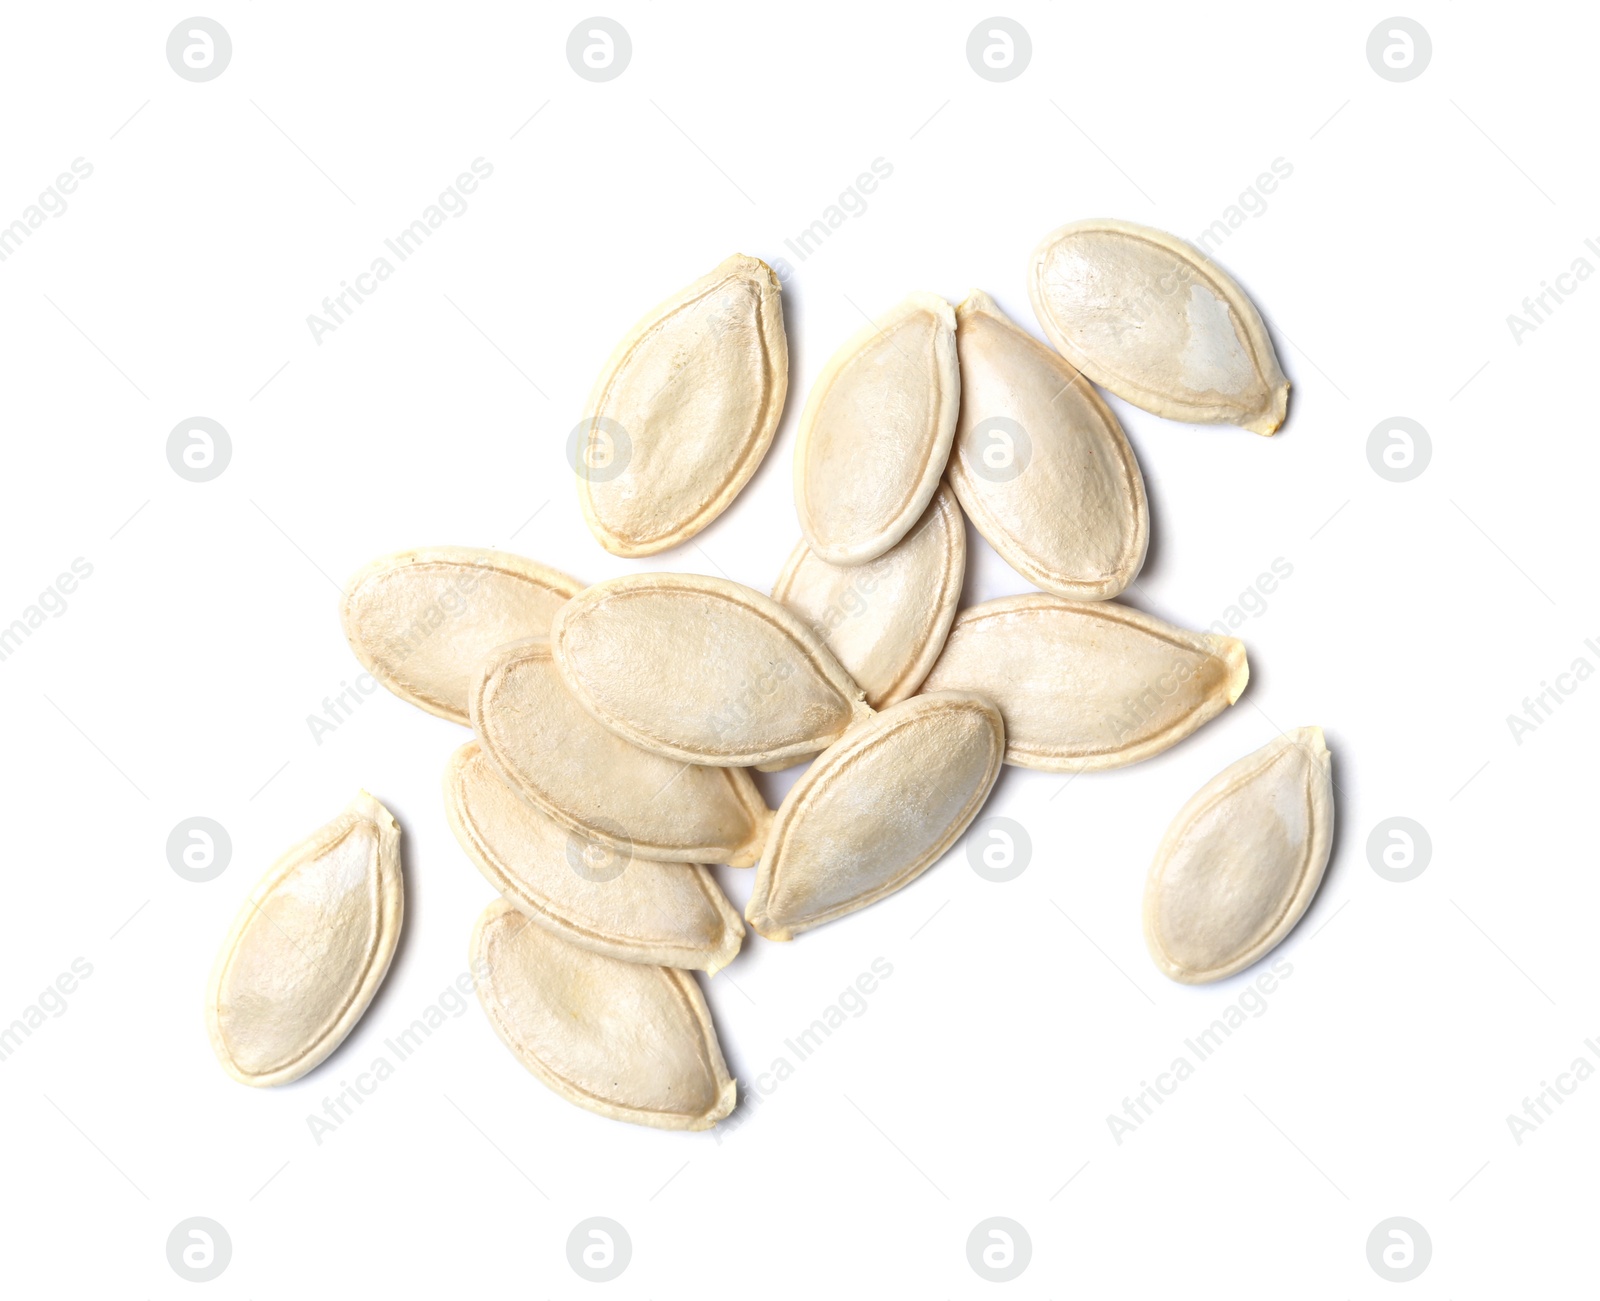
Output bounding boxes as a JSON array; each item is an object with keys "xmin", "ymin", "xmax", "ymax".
[
  {"xmin": 206, "ymin": 791, "xmax": 403, "ymax": 1087},
  {"xmin": 1029, "ymin": 219, "xmax": 1289, "ymax": 435},
  {"xmin": 577, "ymin": 253, "xmax": 788, "ymax": 557},
  {"xmin": 1144, "ymin": 728, "xmax": 1334, "ymax": 983}
]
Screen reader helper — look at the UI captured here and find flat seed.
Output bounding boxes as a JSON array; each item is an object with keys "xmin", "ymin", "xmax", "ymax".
[
  {"xmin": 950, "ymin": 290, "xmax": 1148, "ymax": 600},
  {"xmin": 1144, "ymin": 728, "xmax": 1333, "ymax": 983},
  {"xmin": 342, "ymin": 547, "xmax": 582, "ymax": 724},
  {"xmin": 578, "ymin": 254, "xmax": 788, "ymax": 557},
  {"xmin": 444, "ymin": 741, "xmax": 743, "ymax": 972},
  {"xmin": 746, "ymin": 693, "xmax": 1004, "ymax": 940},
  {"xmin": 471, "ymin": 899, "xmax": 736, "ymax": 1131},
  {"xmin": 1028, "ymin": 219, "xmax": 1289, "ymax": 435},
  {"xmin": 206, "ymin": 791, "xmax": 403, "ymax": 1087},
  {"xmin": 793, "ymin": 292, "xmax": 960, "ymax": 565},
  {"xmin": 551, "ymin": 573, "xmax": 872, "ymax": 768},
  {"xmin": 920, "ymin": 595, "xmax": 1247, "ymax": 771},
  {"xmin": 772, "ymin": 482, "xmax": 965, "ymax": 711},
  {"xmin": 470, "ymin": 637, "xmax": 770, "ymax": 866}
]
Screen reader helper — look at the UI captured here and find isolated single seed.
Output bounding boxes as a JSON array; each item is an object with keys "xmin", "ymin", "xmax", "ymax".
[
  {"xmin": 920, "ymin": 595, "xmax": 1248, "ymax": 771},
  {"xmin": 341, "ymin": 547, "xmax": 582, "ymax": 724},
  {"xmin": 471, "ymin": 899, "xmax": 736, "ymax": 1131},
  {"xmin": 793, "ymin": 292, "xmax": 960, "ymax": 565},
  {"xmin": 205, "ymin": 791, "xmax": 403, "ymax": 1087},
  {"xmin": 772, "ymin": 482, "xmax": 966, "ymax": 712},
  {"xmin": 1143, "ymin": 728, "xmax": 1334, "ymax": 983},
  {"xmin": 443, "ymin": 742, "xmax": 743, "ymax": 972},
  {"xmin": 746, "ymin": 693, "xmax": 1005, "ymax": 940},
  {"xmin": 470, "ymin": 637, "xmax": 771, "ymax": 866},
  {"xmin": 950, "ymin": 290, "xmax": 1148, "ymax": 599},
  {"xmin": 1028, "ymin": 219, "xmax": 1289, "ymax": 435},
  {"xmin": 577, "ymin": 253, "xmax": 788, "ymax": 557},
  {"xmin": 551, "ymin": 573, "xmax": 872, "ymax": 768}
]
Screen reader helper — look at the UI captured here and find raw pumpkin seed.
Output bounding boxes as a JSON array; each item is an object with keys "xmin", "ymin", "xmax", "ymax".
[
  {"xmin": 746, "ymin": 693, "xmax": 1004, "ymax": 940},
  {"xmin": 471, "ymin": 898, "xmax": 736, "ymax": 1131},
  {"xmin": 919, "ymin": 595, "xmax": 1247, "ymax": 771},
  {"xmin": 470, "ymin": 637, "xmax": 771, "ymax": 866},
  {"xmin": 950, "ymin": 290, "xmax": 1148, "ymax": 600},
  {"xmin": 772, "ymin": 482, "xmax": 966, "ymax": 711},
  {"xmin": 206, "ymin": 791, "xmax": 403, "ymax": 1087},
  {"xmin": 341, "ymin": 547, "xmax": 582, "ymax": 724},
  {"xmin": 443, "ymin": 741, "xmax": 743, "ymax": 972},
  {"xmin": 551, "ymin": 572, "xmax": 872, "ymax": 768},
  {"xmin": 1028, "ymin": 219, "xmax": 1289, "ymax": 435},
  {"xmin": 1143, "ymin": 728, "xmax": 1333, "ymax": 983},
  {"xmin": 793, "ymin": 292, "xmax": 960, "ymax": 565},
  {"xmin": 577, "ymin": 254, "xmax": 788, "ymax": 557}
]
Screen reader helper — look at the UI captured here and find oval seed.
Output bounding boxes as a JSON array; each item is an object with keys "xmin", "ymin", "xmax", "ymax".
[
  {"xmin": 471, "ymin": 899, "xmax": 736, "ymax": 1131},
  {"xmin": 1028, "ymin": 219, "xmax": 1289, "ymax": 435},
  {"xmin": 1144, "ymin": 728, "xmax": 1334, "ymax": 983},
  {"xmin": 578, "ymin": 254, "xmax": 788, "ymax": 557},
  {"xmin": 342, "ymin": 546, "xmax": 582, "ymax": 724},
  {"xmin": 206, "ymin": 791, "xmax": 403, "ymax": 1087},
  {"xmin": 746, "ymin": 693, "xmax": 1004, "ymax": 940},
  {"xmin": 920, "ymin": 595, "xmax": 1247, "ymax": 771},
  {"xmin": 443, "ymin": 742, "xmax": 743, "ymax": 973},
  {"xmin": 551, "ymin": 573, "xmax": 872, "ymax": 768},
  {"xmin": 950, "ymin": 290, "xmax": 1148, "ymax": 600},
  {"xmin": 793, "ymin": 292, "xmax": 960, "ymax": 565},
  {"xmin": 470, "ymin": 638, "xmax": 770, "ymax": 867},
  {"xmin": 772, "ymin": 483, "xmax": 965, "ymax": 711}
]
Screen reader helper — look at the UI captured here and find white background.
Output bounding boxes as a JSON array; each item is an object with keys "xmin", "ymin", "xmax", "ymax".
[{"xmin": 0, "ymin": 3, "xmax": 1593, "ymax": 1295}]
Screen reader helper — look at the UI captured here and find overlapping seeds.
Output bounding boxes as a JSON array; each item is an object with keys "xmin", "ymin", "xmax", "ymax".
[{"xmin": 215, "ymin": 229, "xmax": 1333, "ymax": 1132}]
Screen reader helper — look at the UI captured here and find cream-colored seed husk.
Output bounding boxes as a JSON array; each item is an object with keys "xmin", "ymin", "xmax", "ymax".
[
  {"xmin": 746, "ymin": 693, "xmax": 1005, "ymax": 940},
  {"xmin": 793, "ymin": 292, "xmax": 960, "ymax": 565},
  {"xmin": 772, "ymin": 482, "xmax": 965, "ymax": 711},
  {"xmin": 341, "ymin": 547, "xmax": 582, "ymax": 724},
  {"xmin": 444, "ymin": 742, "xmax": 743, "ymax": 972},
  {"xmin": 551, "ymin": 573, "xmax": 871, "ymax": 768},
  {"xmin": 1143, "ymin": 728, "xmax": 1333, "ymax": 983},
  {"xmin": 1028, "ymin": 219, "xmax": 1289, "ymax": 435},
  {"xmin": 920, "ymin": 595, "xmax": 1248, "ymax": 771},
  {"xmin": 206, "ymin": 791, "xmax": 403, "ymax": 1087},
  {"xmin": 578, "ymin": 254, "xmax": 788, "ymax": 557},
  {"xmin": 469, "ymin": 637, "xmax": 771, "ymax": 866},
  {"xmin": 471, "ymin": 899, "xmax": 736, "ymax": 1130},
  {"xmin": 950, "ymin": 290, "xmax": 1148, "ymax": 599}
]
